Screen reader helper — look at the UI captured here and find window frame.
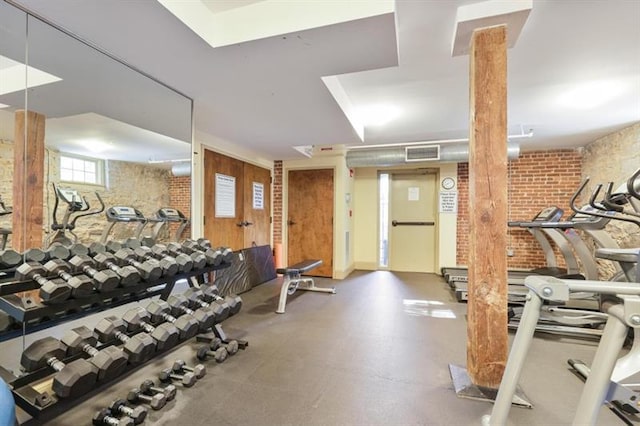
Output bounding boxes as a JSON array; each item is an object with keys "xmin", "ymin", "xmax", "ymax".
[{"xmin": 59, "ymin": 153, "xmax": 105, "ymax": 186}]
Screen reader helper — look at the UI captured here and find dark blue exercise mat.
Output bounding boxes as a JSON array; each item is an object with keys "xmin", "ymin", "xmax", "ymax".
[
  {"xmin": 244, "ymin": 245, "xmax": 277, "ymax": 288},
  {"xmin": 213, "ymin": 245, "xmax": 276, "ymax": 295}
]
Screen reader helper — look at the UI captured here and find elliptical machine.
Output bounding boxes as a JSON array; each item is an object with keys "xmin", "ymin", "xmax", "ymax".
[
  {"xmin": 46, "ymin": 183, "xmax": 105, "ymax": 248},
  {"xmin": 0, "ymin": 196, "xmax": 11, "ymax": 250}
]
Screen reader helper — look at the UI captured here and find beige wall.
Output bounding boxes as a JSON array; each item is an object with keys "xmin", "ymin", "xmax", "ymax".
[
  {"xmin": 352, "ymin": 162, "xmax": 458, "ymax": 273},
  {"xmin": 581, "ymin": 122, "xmax": 640, "ymax": 253},
  {"xmin": 0, "ymin": 140, "xmax": 172, "ymax": 248}
]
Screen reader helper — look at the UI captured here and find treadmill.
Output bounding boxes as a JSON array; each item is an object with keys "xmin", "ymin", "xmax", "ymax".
[{"xmin": 451, "ymin": 206, "xmax": 605, "ymax": 302}]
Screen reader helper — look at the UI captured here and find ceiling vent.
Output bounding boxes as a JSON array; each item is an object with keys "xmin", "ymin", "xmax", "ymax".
[{"xmin": 405, "ymin": 145, "xmax": 440, "ymax": 162}]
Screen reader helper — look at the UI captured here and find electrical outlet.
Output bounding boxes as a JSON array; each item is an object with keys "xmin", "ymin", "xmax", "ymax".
[{"xmin": 507, "ymin": 248, "xmax": 514, "ymax": 257}]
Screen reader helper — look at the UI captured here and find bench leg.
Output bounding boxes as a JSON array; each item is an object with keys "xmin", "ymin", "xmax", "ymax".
[
  {"xmin": 276, "ymin": 275, "xmax": 292, "ymax": 314},
  {"xmin": 298, "ymin": 278, "xmax": 336, "ymax": 294}
]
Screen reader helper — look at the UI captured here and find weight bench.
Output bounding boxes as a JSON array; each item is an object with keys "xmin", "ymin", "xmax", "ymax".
[{"xmin": 276, "ymin": 259, "xmax": 335, "ymax": 314}]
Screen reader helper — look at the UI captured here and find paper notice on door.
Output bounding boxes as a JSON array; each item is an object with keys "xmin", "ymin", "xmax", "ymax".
[
  {"xmin": 252, "ymin": 182, "xmax": 264, "ymax": 210},
  {"xmin": 215, "ymin": 173, "xmax": 236, "ymax": 217},
  {"xmin": 408, "ymin": 187, "xmax": 420, "ymax": 201}
]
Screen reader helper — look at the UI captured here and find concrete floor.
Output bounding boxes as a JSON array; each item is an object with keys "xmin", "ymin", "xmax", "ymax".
[{"xmin": 0, "ymin": 271, "xmax": 626, "ymax": 425}]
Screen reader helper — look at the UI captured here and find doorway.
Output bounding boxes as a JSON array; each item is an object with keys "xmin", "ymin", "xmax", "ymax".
[
  {"xmin": 203, "ymin": 149, "xmax": 271, "ymax": 251},
  {"xmin": 383, "ymin": 171, "xmax": 437, "ymax": 273},
  {"xmin": 287, "ymin": 169, "xmax": 334, "ymax": 277}
]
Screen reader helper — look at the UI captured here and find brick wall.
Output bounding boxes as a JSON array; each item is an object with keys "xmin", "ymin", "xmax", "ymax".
[
  {"xmin": 273, "ymin": 160, "xmax": 283, "ymax": 244},
  {"xmin": 457, "ymin": 149, "xmax": 583, "ymax": 269},
  {"xmin": 167, "ymin": 175, "xmax": 191, "ymax": 241}
]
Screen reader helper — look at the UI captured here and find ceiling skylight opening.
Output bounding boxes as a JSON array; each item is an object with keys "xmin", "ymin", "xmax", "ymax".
[
  {"xmin": 0, "ymin": 54, "xmax": 63, "ymax": 96},
  {"xmin": 358, "ymin": 104, "xmax": 401, "ymax": 127},
  {"xmin": 557, "ymin": 80, "xmax": 626, "ymax": 110}
]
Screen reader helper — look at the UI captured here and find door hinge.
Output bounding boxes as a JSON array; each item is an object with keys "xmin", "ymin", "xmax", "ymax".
[
  {"xmin": 270, "ymin": 176, "xmax": 273, "ymax": 184},
  {"xmin": 203, "ymin": 216, "xmax": 206, "ymax": 225},
  {"xmin": 270, "ymin": 216, "xmax": 272, "ymax": 224}
]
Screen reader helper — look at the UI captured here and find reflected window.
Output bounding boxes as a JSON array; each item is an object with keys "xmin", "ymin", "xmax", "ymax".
[{"xmin": 60, "ymin": 154, "xmax": 104, "ymax": 185}]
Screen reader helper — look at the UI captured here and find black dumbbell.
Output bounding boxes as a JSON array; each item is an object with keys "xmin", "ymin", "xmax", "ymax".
[
  {"xmin": 93, "ymin": 408, "xmax": 134, "ymax": 426},
  {"xmin": 211, "ymin": 337, "xmax": 239, "ymax": 356},
  {"xmin": 122, "ymin": 307, "xmax": 180, "ymax": 351},
  {"xmin": 140, "ymin": 379, "xmax": 177, "ymax": 402},
  {"xmin": 61, "ymin": 326, "xmax": 128, "ymax": 382},
  {"xmin": 165, "ymin": 243, "xmax": 202, "ymax": 272},
  {"xmin": 132, "ymin": 246, "xmax": 178, "ymax": 277},
  {"xmin": 167, "ymin": 294, "xmax": 216, "ymax": 331},
  {"xmin": 196, "ymin": 344, "xmax": 228, "ymax": 363},
  {"xmin": 109, "ymin": 399, "xmax": 147, "ymax": 425},
  {"xmin": 43, "ymin": 259, "xmax": 95, "ymax": 298},
  {"xmin": 15, "ymin": 262, "xmax": 71, "ymax": 304},
  {"xmin": 159, "ymin": 367, "xmax": 196, "ymax": 387},
  {"xmin": 202, "ymin": 285, "xmax": 242, "ymax": 316},
  {"xmin": 180, "ymin": 240, "xmax": 222, "ymax": 267},
  {"xmin": 150, "ymin": 244, "xmax": 193, "ymax": 273},
  {"xmin": 127, "ymin": 387, "xmax": 166, "ymax": 410},
  {"xmin": 94, "ymin": 316, "xmax": 156, "ymax": 364},
  {"xmin": 0, "ymin": 249, "xmax": 21, "ymax": 268},
  {"xmin": 113, "ymin": 248, "xmax": 162, "ymax": 281},
  {"xmin": 45, "ymin": 243, "xmax": 72, "ymax": 261},
  {"xmin": 183, "ymin": 288, "xmax": 229, "ymax": 322},
  {"xmin": 172, "ymin": 359, "xmax": 206, "ymax": 379},
  {"xmin": 21, "ymin": 336, "xmax": 97, "ymax": 398},
  {"xmin": 93, "ymin": 252, "xmax": 141, "ymax": 286},
  {"xmin": 69, "ymin": 255, "xmax": 120, "ymax": 292},
  {"xmin": 145, "ymin": 300, "xmax": 199, "ymax": 340}
]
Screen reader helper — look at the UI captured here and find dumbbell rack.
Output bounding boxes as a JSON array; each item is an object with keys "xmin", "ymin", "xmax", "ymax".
[
  {"xmin": 0, "ymin": 264, "xmax": 228, "ymax": 343},
  {"xmin": 0, "ymin": 264, "xmax": 250, "ymax": 423}
]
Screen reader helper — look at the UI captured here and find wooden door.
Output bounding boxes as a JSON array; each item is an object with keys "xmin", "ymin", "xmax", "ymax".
[
  {"xmin": 243, "ymin": 163, "xmax": 271, "ymax": 247},
  {"xmin": 287, "ymin": 169, "xmax": 333, "ymax": 277},
  {"xmin": 203, "ymin": 149, "xmax": 244, "ymax": 250},
  {"xmin": 388, "ymin": 172, "xmax": 437, "ymax": 272}
]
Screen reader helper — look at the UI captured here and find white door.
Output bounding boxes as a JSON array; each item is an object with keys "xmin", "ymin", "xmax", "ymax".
[{"xmin": 389, "ymin": 172, "xmax": 437, "ymax": 272}]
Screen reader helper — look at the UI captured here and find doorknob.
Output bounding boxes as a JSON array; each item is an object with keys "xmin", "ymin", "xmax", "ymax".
[
  {"xmin": 244, "ymin": 221, "xmax": 253, "ymax": 227},
  {"xmin": 288, "ymin": 219, "xmax": 296, "ymax": 226}
]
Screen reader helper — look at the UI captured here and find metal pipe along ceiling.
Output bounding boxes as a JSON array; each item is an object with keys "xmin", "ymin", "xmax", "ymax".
[{"xmin": 345, "ymin": 142, "xmax": 521, "ymax": 168}]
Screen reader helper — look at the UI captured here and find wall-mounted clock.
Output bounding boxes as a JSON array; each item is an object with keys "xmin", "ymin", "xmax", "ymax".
[{"xmin": 442, "ymin": 177, "xmax": 456, "ymax": 190}]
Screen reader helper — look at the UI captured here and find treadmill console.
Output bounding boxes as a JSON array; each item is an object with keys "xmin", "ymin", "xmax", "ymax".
[
  {"xmin": 106, "ymin": 206, "xmax": 145, "ymax": 222},
  {"xmin": 156, "ymin": 208, "xmax": 186, "ymax": 222},
  {"xmin": 532, "ymin": 206, "xmax": 563, "ymax": 222}
]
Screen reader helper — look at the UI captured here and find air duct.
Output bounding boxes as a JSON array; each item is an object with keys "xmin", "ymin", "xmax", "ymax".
[
  {"xmin": 346, "ymin": 142, "xmax": 520, "ymax": 168},
  {"xmin": 171, "ymin": 162, "xmax": 191, "ymax": 177}
]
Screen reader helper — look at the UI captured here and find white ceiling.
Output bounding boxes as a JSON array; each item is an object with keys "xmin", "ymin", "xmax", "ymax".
[{"xmin": 7, "ymin": 0, "xmax": 640, "ymax": 161}]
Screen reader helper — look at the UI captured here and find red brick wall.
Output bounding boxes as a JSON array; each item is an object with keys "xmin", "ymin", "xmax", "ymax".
[
  {"xmin": 273, "ymin": 161, "xmax": 283, "ymax": 244},
  {"xmin": 456, "ymin": 149, "xmax": 583, "ymax": 269},
  {"xmin": 168, "ymin": 175, "xmax": 191, "ymax": 240}
]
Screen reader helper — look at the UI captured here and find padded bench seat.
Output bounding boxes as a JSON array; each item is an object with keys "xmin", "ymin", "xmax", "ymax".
[{"xmin": 276, "ymin": 259, "xmax": 335, "ymax": 314}]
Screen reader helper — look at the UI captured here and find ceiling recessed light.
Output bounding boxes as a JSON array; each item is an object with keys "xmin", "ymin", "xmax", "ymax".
[
  {"xmin": 358, "ymin": 104, "xmax": 401, "ymax": 127},
  {"xmin": 557, "ymin": 80, "xmax": 625, "ymax": 110}
]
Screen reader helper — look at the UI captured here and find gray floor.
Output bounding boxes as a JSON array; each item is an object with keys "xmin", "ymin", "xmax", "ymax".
[{"xmin": 1, "ymin": 271, "xmax": 626, "ymax": 425}]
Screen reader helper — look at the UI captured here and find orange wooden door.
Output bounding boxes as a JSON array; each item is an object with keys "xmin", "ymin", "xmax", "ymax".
[
  {"xmin": 203, "ymin": 149, "xmax": 244, "ymax": 250},
  {"xmin": 243, "ymin": 163, "xmax": 271, "ymax": 247},
  {"xmin": 287, "ymin": 169, "xmax": 333, "ymax": 277}
]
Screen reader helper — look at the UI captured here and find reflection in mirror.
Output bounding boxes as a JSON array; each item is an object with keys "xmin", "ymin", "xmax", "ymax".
[
  {"xmin": 1, "ymin": 4, "xmax": 193, "ymax": 258},
  {"xmin": 0, "ymin": 2, "xmax": 27, "ymax": 260}
]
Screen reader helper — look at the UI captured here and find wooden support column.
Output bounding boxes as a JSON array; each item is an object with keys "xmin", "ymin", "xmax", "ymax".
[
  {"xmin": 467, "ymin": 26, "xmax": 508, "ymax": 389},
  {"xmin": 12, "ymin": 110, "xmax": 46, "ymax": 251}
]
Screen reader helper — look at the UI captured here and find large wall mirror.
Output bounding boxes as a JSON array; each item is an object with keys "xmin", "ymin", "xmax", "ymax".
[{"xmin": 0, "ymin": 0, "xmax": 193, "ymax": 255}]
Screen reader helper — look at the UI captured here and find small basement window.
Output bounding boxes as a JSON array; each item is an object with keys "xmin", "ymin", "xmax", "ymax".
[{"xmin": 60, "ymin": 154, "xmax": 104, "ymax": 185}]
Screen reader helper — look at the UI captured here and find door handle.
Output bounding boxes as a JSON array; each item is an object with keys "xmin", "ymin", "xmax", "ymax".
[
  {"xmin": 392, "ymin": 220, "xmax": 435, "ymax": 227},
  {"xmin": 236, "ymin": 221, "xmax": 245, "ymax": 227},
  {"xmin": 288, "ymin": 220, "xmax": 296, "ymax": 226},
  {"xmin": 244, "ymin": 221, "xmax": 253, "ymax": 227}
]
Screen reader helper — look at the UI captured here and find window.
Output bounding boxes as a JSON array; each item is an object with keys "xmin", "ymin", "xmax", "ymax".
[{"xmin": 60, "ymin": 154, "xmax": 104, "ymax": 185}]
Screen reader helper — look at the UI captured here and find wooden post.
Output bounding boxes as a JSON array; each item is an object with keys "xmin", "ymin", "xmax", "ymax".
[
  {"xmin": 12, "ymin": 110, "xmax": 46, "ymax": 251},
  {"xmin": 467, "ymin": 26, "xmax": 508, "ymax": 389}
]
